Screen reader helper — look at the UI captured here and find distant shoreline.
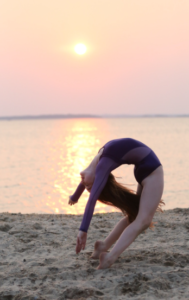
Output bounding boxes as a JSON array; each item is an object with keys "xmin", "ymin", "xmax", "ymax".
[{"xmin": 0, "ymin": 114, "xmax": 189, "ymax": 120}]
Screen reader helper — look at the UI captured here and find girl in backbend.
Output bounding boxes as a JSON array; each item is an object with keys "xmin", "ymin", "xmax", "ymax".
[{"xmin": 68, "ymin": 138, "xmax": 164, "ymax": 269}]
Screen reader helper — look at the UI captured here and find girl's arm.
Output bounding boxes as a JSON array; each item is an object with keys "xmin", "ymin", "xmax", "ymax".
[
  {"xmin": 79, "ymin": 157, "xmax": 119, "ymax": 232},
  {"xmin": 68, "ymin": 182, "xmax": 85, "ymax": 205},
  {"xmin": 76, "ymin": 157, "xmax": 119, "ymax": 253}
]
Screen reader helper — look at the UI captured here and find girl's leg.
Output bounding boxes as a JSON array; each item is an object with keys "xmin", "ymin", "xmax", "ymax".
[
  {"xmin": 91, "ymin": 183, "xmax": 141, "ymax": 258},
  {"xmin": 98, "ymin": 166, "xmax": 164, "ymax": 269},
  {"xmin": 91, "ymin": 216, "xmax": 129, "ymax": 259}
]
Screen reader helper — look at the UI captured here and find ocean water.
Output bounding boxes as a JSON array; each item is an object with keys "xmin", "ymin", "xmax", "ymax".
[{"xmin": 0, "ymin": 118, "xmax": 189, "ymax": 214}]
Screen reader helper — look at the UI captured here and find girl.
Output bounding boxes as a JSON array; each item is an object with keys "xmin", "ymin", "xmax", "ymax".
[{"xmin": 68, "ymin": 138, "xmax": 164, "ymax": 269}]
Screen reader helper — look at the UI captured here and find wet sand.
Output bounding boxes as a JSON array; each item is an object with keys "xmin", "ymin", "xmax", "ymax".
[{"xmin": 0, "ymin": 208, "xmax": 189, "ymax": 300}]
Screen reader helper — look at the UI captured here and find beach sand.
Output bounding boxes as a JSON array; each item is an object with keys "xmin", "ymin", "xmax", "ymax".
[{"xmin": 0, "ymin": 208, "xmax": 189, "ymax": 300}]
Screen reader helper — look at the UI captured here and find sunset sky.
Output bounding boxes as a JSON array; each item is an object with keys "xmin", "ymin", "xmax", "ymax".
[{"xmin": 0, "ymin": 0, "xmax": 189, "ymax": 116}]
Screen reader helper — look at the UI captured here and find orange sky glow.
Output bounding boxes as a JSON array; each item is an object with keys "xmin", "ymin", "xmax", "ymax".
[{"xmin": 0, "ymin": 0, "xmax": 189, "ymax": 116}]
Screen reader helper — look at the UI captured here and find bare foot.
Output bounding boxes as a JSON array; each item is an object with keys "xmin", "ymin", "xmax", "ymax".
[
  {"xmin": 97, "ymin": 252, "xmax": 113, "ymax": 269},
  {"xmin": 90, "ymin": 241, "xmax": 107, "ymax": 259}
]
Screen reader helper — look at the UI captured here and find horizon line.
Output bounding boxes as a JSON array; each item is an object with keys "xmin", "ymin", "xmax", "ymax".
[{"xmin": 0, "ymin": 113, "xmax": 189, "ymax": 120}]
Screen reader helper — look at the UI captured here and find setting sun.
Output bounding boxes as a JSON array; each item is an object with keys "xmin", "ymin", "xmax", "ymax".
[{"xmin": 74, "ymin": 43, "xmax": 87, "ymax": 55}]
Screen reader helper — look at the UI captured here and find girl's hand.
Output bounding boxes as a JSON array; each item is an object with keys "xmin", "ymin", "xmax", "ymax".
[
  {"xmin": 76, "ymin": 231, "xmax": 87, "ymax": 254},
  {"xmin": 68, "ymin": 196, "xmax": 77, "ymax": 206}
]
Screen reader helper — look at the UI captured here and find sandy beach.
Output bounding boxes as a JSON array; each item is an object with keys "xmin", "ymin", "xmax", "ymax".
[{"xmin": 0, "ymin": 208, "xmax": 189, "ymax": 300}]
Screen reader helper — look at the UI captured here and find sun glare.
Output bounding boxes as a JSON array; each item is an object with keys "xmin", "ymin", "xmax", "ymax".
[{"xmin": 74, "ymin": 43, "xmax": 87, "ymax": 55}]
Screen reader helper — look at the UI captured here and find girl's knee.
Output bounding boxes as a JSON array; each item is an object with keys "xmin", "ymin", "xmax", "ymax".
[
  {"xmin": 122, "ymin": 216, "xmax": 129, "ymax": 226},
  {"xmin": 136, "ymin": 216, "xmax": 152, "ymax": 231}
]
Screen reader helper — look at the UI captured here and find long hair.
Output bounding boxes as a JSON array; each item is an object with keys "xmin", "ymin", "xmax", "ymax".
[{"xmin": 98, "ymin": 173, "xmax": 164, "ymax": 228}]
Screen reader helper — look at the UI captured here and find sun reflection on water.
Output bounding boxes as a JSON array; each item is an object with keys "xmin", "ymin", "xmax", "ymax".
[{"xmin": 48, "ymin": 119, "xmax": 119, "ymax": 215}]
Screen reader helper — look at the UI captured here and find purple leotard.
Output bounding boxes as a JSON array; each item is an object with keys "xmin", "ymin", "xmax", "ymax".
[{"xmin": 70, "ymin": 138, "xmax": 161, "ymax": 233}]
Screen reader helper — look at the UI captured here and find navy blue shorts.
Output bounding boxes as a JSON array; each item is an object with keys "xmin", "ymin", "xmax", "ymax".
[{"xmin": 134, "ymin": 151, "xmax": 161, "ymax": 185}]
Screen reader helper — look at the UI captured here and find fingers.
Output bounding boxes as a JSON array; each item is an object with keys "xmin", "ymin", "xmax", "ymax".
[
  {"xmin": 76, "ymin": 237, "xmax": 82, "ymax": 254},
  {"xmin": 76, "ymin": 233, "xmax": 87, "ymax": 254},
  {"xmin": 68, "ymin": 198, "xmax": 76, "ymax": 206},
  {"xmin": 76, "ymin": 237, "xmax": 85, "ymax": 254},
  {"xmin": 81, "ymin": 240, "xmax": 86, "ymax": 251},
  {"xmin": 82, "ymin": 240, "xmax": 86, "ymax": 250},
  {"xmin": 76, "ymin": 238, "xmax": 80, "ymax": 254},
  {"xmin": 76, "ymin": 237, "xmax": 82, "ymax": 253}
]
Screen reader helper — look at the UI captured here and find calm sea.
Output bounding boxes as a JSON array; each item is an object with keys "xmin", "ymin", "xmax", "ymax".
[{"xmin": 1, "ymin": 118, "xmax": 189, "ymax": 214}]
